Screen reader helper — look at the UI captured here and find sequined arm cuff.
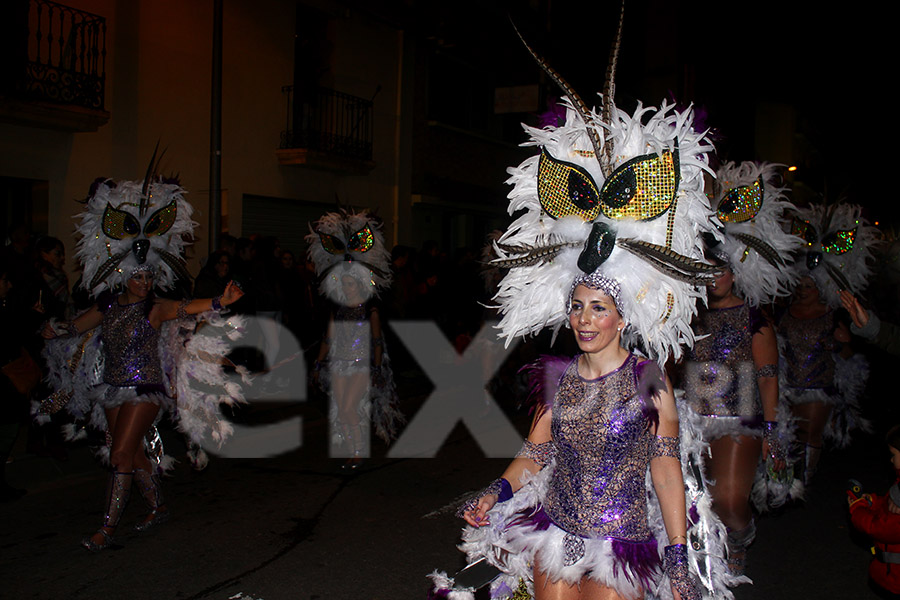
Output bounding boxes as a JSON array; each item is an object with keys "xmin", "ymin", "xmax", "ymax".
[
  {"xmin": 664, "ymin": 544, "xmax": 700, "ymax": 600},
  {"xmin": 756, "ymin": 363, "xmax": 777, "ymax": 378},
  {"xmin": 455, "ymin": 478, "xmax": 513, "ymax": 518},
  {"xmin": 651, "ymin": 435, "xmax": 681, "ymax": 460},
  {"xmin": 176, "ymin": 300, "xmax": 191, "ymax": 320},
  {"xmin": 515, "ymin": 439, "xmax": 555, "ymax": 467},
  {"xmin": 763, "ymin": 421, "xmax": 786, "ymax": 462}
]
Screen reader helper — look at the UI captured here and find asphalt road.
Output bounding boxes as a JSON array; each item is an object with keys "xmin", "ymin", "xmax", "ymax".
[{"xmin": 2, "ymin": 363, "xmax": 896, "ymax": 600}]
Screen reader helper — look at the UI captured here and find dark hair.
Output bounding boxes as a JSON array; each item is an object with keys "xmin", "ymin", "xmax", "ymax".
[
  {"xmin": 35, "ymin": 236, "xmax": 63, "ymax": 255},
  {"xmin": 887, "ymin": 425, "xmax": 900, "ymax": 452}
]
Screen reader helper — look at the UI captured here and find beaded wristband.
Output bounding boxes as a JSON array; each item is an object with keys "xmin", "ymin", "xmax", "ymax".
[
  {"xmin": 211, "ymin": 295, "xmax": 224, "ymax": 311},
  {"xmin": 763, "ymin": 421, "xmax": 786, "ymax": 462},
  {"xmin": 664, "ymin": 544, "xmax": 700, "ymax": 600}
]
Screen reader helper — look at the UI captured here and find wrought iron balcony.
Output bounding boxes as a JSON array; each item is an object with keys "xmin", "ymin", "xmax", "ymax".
[
  {"xmin": 277, "ymin": 85, "xmax": 374, "ymax": 172},
  {"xmin": 0, "ymin": 0, "xmax": 109, "ymax": 131}
]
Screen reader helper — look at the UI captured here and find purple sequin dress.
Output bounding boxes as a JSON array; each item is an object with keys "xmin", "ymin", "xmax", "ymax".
[
  {"xmin": 778, "ymin": 309, "xmax": 837, "ymax": 405},
  {"xmin": 456, "ymin": 354, "xmax": 667, "ymax": 599},
  {"xmin": 94, "ymin": 294, "xmax": 171, "ymax": 409},
  {"xmin": 683, "ymin": 304, "xmax": 765, "ymax": 438}
]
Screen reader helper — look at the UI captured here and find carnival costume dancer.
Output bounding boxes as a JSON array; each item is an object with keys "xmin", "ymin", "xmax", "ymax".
[
  {"xmin": 679, "ymin": 162, "xmax": 800, "ymax": 570},
  {"xmin": 778, "ymin": 202, "xmax": 878, "ymax": 483},
  {"xmin": 307, "ymin": 210, "xmax": 403, "ymax": 469},
  {"xmin": 429, "ymin": 14, "xmax": 737, "ymax": 599},
  {"xmin": 38, "ymin": 166, "xmax": 246, "ymax": 551}
]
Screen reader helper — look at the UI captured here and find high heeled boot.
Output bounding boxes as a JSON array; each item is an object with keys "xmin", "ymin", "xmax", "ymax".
[
  {"xmin": 82, "ymin": 470, "xmax": 133, "ymax": 551},
  {"xmin": 133, "ymin": 468, "xmax": 169, "ymax": 532},
  {"xmin": 725, "ymin": 520, "xmax": 756, "ymax": 577}
]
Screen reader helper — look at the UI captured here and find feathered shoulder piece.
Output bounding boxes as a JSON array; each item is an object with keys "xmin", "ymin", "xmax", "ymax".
[
  {"xmin": 305, "ymin": 209, "xmax": 392, "ymax": 305},
  {"xmin": 789, "ymin": 202, "xmax": 880, "ymax": 307},
  {"xmin": 709, "ymin": 161, "xmax": 802, "ymax": 306},
  {"xmin": 75, "ymin": 174, "xmax": 195, "ymax": 295},
  {"xmin": 491, "ymin": 24, "xmax": 718, "ymax": 365},
  {"xmin": 519, "ymin": 355, "xmax": 573, "ymax": 416}
]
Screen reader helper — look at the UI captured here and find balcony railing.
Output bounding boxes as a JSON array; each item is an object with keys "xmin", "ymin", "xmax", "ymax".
[
  {"xmin": 1, "ymin": 0, "xmax": 107, "ymax": 112},
  {"xmin": 279, "ymin": 85, "xmax": 373, "ymax": 163}
]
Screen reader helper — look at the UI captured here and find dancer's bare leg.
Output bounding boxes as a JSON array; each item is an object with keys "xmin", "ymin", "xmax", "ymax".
[
  {"xmin": 333, "ymin": 371, "xmax": 369, "ymax": 462},
  {"xmin": 533, "ymin": 558, "xmax": 635, "ymax": 600},
  {"xmin": 86, "ymin": 402, "xmax": 160, "ymax": 546},
  {"xmin": 792, "ymin": 401, "xmax": 832, "ymax": 481},
  {"xmin": 707, "ymin": 434, "xmax": 761, "ymax": 573}
]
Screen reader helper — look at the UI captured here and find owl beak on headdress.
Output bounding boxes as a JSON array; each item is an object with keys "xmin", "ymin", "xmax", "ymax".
[
  {"xmin": 133, "ymin": 239, "xmax": 150, "ymax": 264},
  {"xmin": 343, "ymin": 253, "xmax": 353, "ymax": 262},
  {"xmin": 806, "ymin": 252, "xmax": 821, "ymax": 270},
  {"xmin": 577, "ymin": 222, "xmax": 616, "ymax": 273}
]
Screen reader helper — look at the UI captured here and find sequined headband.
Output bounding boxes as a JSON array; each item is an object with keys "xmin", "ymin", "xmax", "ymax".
[
  {"xmin": 130, "ymin": 264, "xmax": 154, "ymax": 276},
  {"xmin": 566, "ymin": 271, "xmax": 622, "ymax": 315}
]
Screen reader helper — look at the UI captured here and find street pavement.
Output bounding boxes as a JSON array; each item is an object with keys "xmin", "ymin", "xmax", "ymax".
[{"xmin": 2, "ymin": 370, "xmax": 895, "ymax": 599}]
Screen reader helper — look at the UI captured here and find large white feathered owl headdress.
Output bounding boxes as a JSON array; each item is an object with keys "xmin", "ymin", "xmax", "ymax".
[
  {"xmin": 306, "ymin": 210, "xmax": 392, "ymax": 305},
  {"xmin": 75, "ymin": 156, "xmax": 196, "ymax": 295},
  {"xmin": 491, "ymin": 28, "xmax": 718, "ymax": 364},
  {"xmin": 789, "ymin": 202, "xmax": 879, "ymax": 307},
  {"xmin": 707, "ymin": 161, "xmax": 802, "ymax": 306}
]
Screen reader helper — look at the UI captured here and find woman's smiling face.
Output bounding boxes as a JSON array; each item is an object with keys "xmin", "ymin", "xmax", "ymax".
[{"xmin": 569, "ymin": 285, "xmax": 624, "ymax": 354}]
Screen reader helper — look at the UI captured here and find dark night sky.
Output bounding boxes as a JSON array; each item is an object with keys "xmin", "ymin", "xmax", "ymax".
[{"xmin": 410, "ymin": 0, "xmax": 895, "ymax": 225}]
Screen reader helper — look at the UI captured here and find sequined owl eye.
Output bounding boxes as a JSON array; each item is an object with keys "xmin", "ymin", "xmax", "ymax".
[
  {"xmin": 598, "ymin": 146, "xmax": 679, "ymax": 221},
  {"xmin": 537, "ymin": 149, "xmax": 603, "ymax": 221},
  {"xmin": 318, "ymin": 232, "xmax": 346, "ymax": 255},
  {"xmin": 142, "ymin": 200, "xmax": 178, "ymax": 236},
  {"xmin": 790, "ymin": 218, "xmax": 818, "ymax": 246},
  {"xmin": 717, "ymin": 177, "xmax": 763, "ymax": 223},
  {"xmin": 347, "ymin": 226, "xmax": 374, "ymax": 253},
  {"xmin": 102, "ymin": 203, "xmax": 141, "ymax": 240},
  {"xmin": 821, "ymin": 229, "xmax": 856, "ymax": 255}
]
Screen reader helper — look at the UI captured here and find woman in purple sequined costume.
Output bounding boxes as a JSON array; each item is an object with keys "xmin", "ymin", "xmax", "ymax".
[
  {"xmin": 681, "ymin": 265, "xmax": 781, "ymax": 574},
  {"xmin": 458, "ymin": 274, "xmax": 698, "ymax": 600},
  {"xmin": 42, "ymin": 271, "xmax": 243, "ymax": 550},
  {"xmin": 778, "ymin": 276, "xmax": 852, "ymax": 483}
]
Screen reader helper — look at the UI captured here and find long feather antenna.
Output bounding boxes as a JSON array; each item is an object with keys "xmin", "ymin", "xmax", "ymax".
[
  {"xmin": 155, "ymin": 249, "xmax": 193, "ymax": 282},
  {"xmin": 491, "ymin": 239, "xmax": 583, "ymax": 269},
  {"xmin": 89, "ymin": 250, "xmax": 129, "ymax": 289},
  {"xmin": 140, "ymin": 141, "xmax": 165, "ymax": 217},
  {"xmin": 511, "ymin": 20, "xmax": 607, "ymax": 176},
  {"xmin": 731, "ymin": 232, "xmax": 786, "ymax": 267},
  {"xmin": 823, "ymin": 261, "xmax": 853, "ymax": 292},
  {"xmin": 616, "ymin": 238, "xmax": 720, "ymax": 284},
  {"xmin": 601, "ymin": 0, "xmax": 625, "ymax": 171}
]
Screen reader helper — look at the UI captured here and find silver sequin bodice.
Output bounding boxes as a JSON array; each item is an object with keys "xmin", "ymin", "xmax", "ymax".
[
  {"xmin": 545, "ymin": 354, "xmax": 655, "ymax": 541},
  {"xmin": 101, "ymin": 298, "xmax": 162, "ymax": 387},
  {"xmin": 684, "ymin": 304, "xmax": 761, "ymax": 418},
  {"xmin": 779, "ymin": 309, "xmax": 835, "ymax": 390},
  {"xmin": 329, "ymin": 304, "xmax": 371, "ymax": 365}
]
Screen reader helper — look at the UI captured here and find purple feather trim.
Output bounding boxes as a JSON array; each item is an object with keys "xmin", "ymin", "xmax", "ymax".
[
  {"xmin": 688, "ymin": 503, "xmax": 700, "ymax": 526},
  {"xmin": 518, "ymin": 355, "xmax": 572, "ymax": 416},
  {"xmin": 611, "ymin": 537, "xmax": 663, "ymax": 590},
  {"xmin": 426, "ymin": 587, "xmax": 451, "ymax": 600},
  {"xmin": 508, "ymin": 504, "xmax": 553, "ymax": 531},
  {"xmin": 634, "ymin": 359, "xmax": 664, "ymax": 430},
  {"xmin": 740, "ymin": 415, "xmax": 764, "ymax": 430},
  {"xmin": 537, "ymin": 101, "xmax": 567, "ymax": 129}
]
